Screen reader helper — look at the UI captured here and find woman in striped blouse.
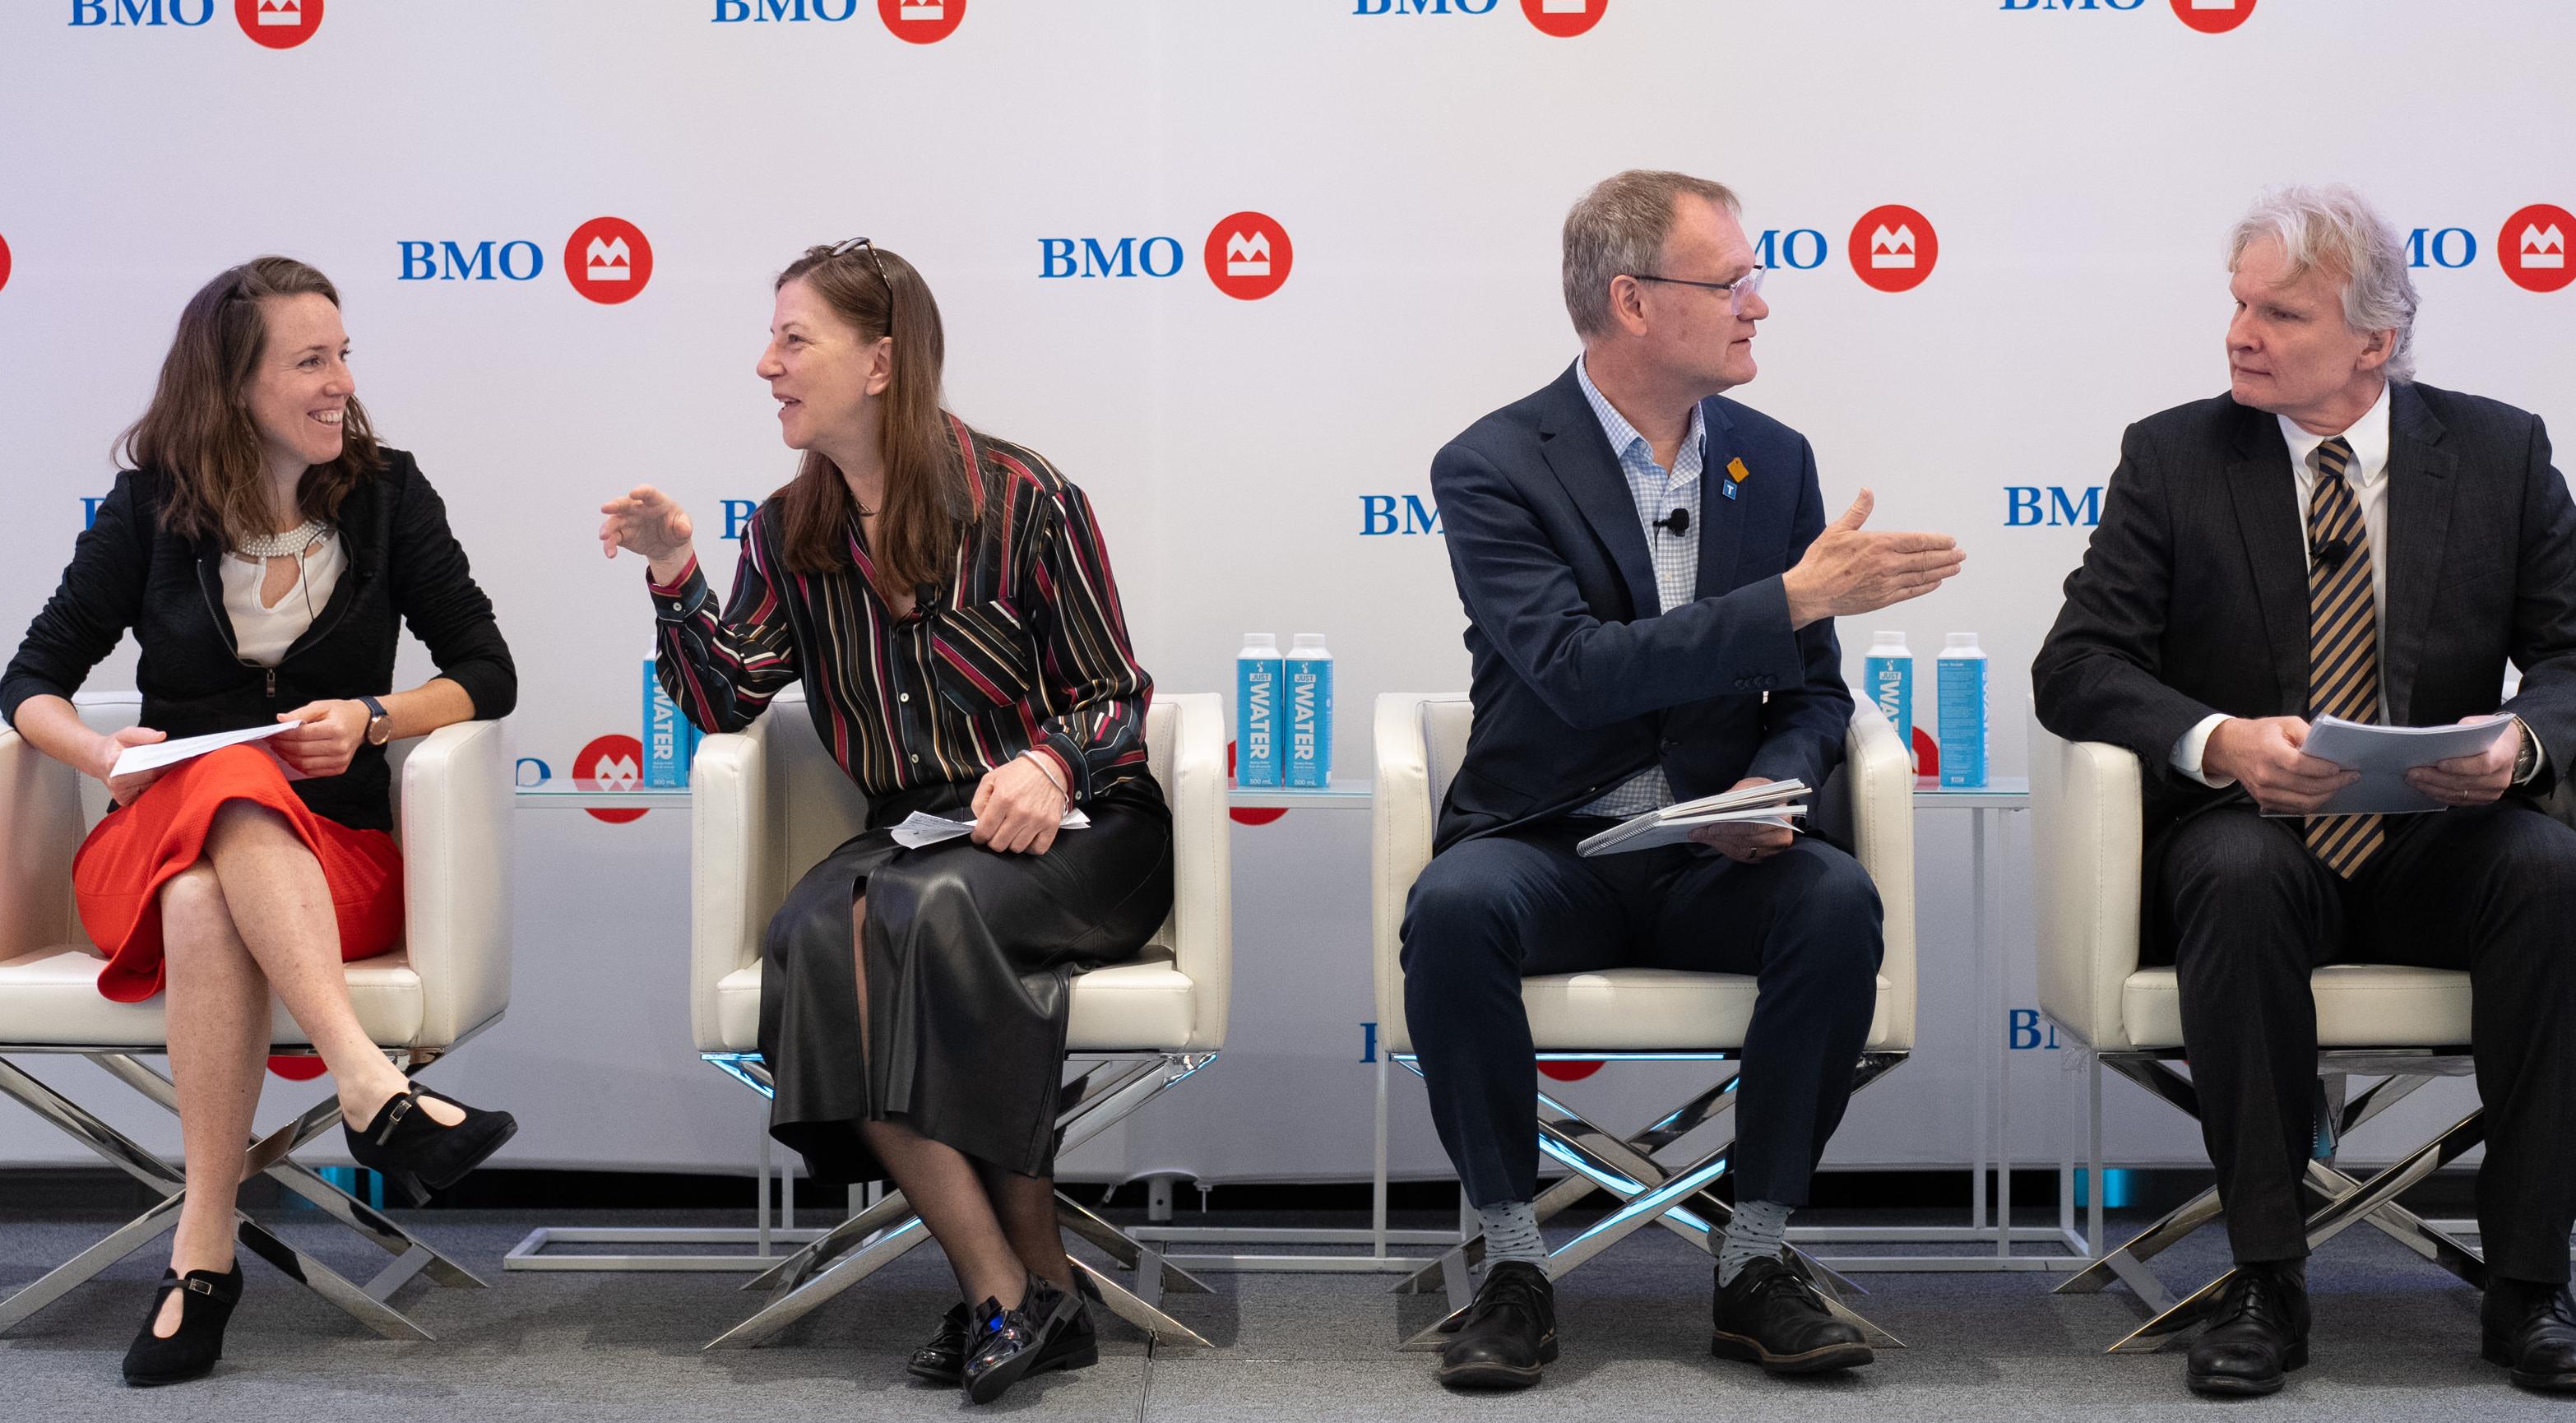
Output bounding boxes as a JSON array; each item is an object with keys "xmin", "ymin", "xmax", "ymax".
[{"xmin": 597, "ymin": 239, "xmax": 1170, "ymax": 1403}]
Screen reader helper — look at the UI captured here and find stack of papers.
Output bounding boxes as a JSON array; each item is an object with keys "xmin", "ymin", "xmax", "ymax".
[
  {"xmin": 1578, "ymin": 780, "xmax": 1808, "ymax": 857},
  {"xmin": 2281, "ymin": 714, "xmax": 2517, "ymax": 816},
  {"xmin": 891, "ymin": 809, "xmax": 1091, "ymax": 849}
]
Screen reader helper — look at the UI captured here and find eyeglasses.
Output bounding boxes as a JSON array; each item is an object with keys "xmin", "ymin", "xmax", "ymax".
[
  {"xmin": 1629, "ymin": 266, "xmax": 1767, "ymax": 318},
  {"xmin": 828, "ymin": 236, "xmax": 897, "ymax": 332}
]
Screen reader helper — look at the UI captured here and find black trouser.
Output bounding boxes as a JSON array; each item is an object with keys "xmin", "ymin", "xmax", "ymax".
[
  {"xmin": 1400, "ymin": 818, "xmax": 1883, "ymax": 1210},
  {"xmin": 2147, "ymin": 800, "xmax": 2576, "ymax": 1282}
]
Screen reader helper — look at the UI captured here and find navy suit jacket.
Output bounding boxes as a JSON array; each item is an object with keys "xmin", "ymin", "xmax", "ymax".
[{"xmin": 1427, "ymin": 364, "xmax": 1852, "ymax": 852}]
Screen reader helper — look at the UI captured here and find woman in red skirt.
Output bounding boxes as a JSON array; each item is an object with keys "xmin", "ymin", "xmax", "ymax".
[{"xmin": 0, "ymin": 257, "xmax": 520, "ymax": 1387}]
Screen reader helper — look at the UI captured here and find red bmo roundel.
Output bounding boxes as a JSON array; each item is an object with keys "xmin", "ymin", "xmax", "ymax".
[
  {"xmin": 1850, "ymin": 206, "xmax": 1938, "ymax": 293},
  {"xmin": 2500, "ymin": 204, "xmax": 2576, "ymax": 294},
  {"xmin": 237, "ymin": 0, "xmax": 322, "ymax": 49},
  {"xmin": 2170, "ymin": 0, "xmax": 2254, "ymax": 34},
  {"xmin": 575, "ymin": 735, "xmax": 649, "ymax": 825},
  {"xmin": 1205, "ymin": 213, "xmax": 1292, "ymax": 301},
  {"xmin": 0, "ymin": 234, "xmax": 12, "ymax": 296},
  {"xmin": 879, "ymin": 0, "xmax": 964, "ymax": 44},
  {"xmin": 566, "ymin": 218, "xmax": 653, "ymax": 305},
  {"xmin": 1522, "ymin": 0, "xmax": 1609, "ymax": 39}
]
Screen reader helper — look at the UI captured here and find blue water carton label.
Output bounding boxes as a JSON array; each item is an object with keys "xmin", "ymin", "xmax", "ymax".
[
  {"xmin": 644, "ymin": 657, "xmax": 697, "ymax": 789},
  {"xmin": 1237, "ymin": 656, "xmax": 1283, "ymax": 787},
  {"xmin": 1286, "ymin": 657, "xmax": 1334, "ymax": 788},
  {"xmin": 1864, "ymin": 655, "xmax": 1913, "ymax": 765},
  {"xmin": 1935, "ymin": 656, "xmax": 1987, "ymax": 788}
]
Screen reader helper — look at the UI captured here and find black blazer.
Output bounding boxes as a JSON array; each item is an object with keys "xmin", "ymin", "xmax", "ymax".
[
  {"xmin": 1, "ymin": 451, "xmax": 516, "ymax": 832},
  {"xmin": 2032, "ymin": 382, "xmax": 2576, "ymax": 838},
  {"xmin": 1427, "ymin": 364, "xmax": 1851, "ymax": 852}
]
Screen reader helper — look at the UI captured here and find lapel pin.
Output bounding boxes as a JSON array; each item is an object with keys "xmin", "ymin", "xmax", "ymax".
[{"xmin": 1722, "ymin": 456, "xmax": 1749, "ymax": 500}]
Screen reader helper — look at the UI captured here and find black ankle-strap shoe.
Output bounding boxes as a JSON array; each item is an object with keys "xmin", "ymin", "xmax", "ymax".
[
  {"xmin": 122, "ymin": 1263, "xmax": 243, "ymax": 1388},
  {"xmin": 343, "ymin": 1082, "xmax": 518, "ymax": 1206}
]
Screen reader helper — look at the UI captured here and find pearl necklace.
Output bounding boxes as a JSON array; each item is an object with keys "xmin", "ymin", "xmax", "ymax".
[{"xmin": 233, "ymin": 519, "xmax": 328, "ymax": 560}]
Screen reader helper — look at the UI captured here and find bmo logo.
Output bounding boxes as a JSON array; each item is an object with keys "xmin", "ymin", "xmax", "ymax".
[
  {"xmin": 1351, "ymin": 0, "xmax": 1608, "ymax": 36},
  {"xmin": 70, "ymin": 0, "xmax": 322, "ymax": 44},
  {"xmin": 574, "ymin": 735, "xmax": 649, "ymax": 825},
  {"xmin": 0, "ymin": 233, "xmax": 12, "ymax": 297},
  {"xmin": 396, "ymin": 218, "xmax": 653, "ymax": 304},
  {"xmin": 1850, "ymin": 206, "xmax": 1939, "ymax": 293},
  {"xmin": 237, "ymin": 0, "xmax": 319, "ymax": 47},
  {"xmin": 1998, "ymin": 0, "xmax": 2254, "ymax": 31},
  {"xmin": 2502, "ymin": 205, "xmax": 2576, "ymax": 294},
  {"xmin": 711, "ymin": 0, "xmax": 966, "ymax": 42},
  {"xmin": 1037, "ymin": 212, "xmax": 1295, "ymax": 300}
]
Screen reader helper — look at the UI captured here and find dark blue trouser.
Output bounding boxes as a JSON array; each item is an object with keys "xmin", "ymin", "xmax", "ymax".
[{"xmin": 1401, "ymin": 817, "xmax": 1883, "ymax": 1209}]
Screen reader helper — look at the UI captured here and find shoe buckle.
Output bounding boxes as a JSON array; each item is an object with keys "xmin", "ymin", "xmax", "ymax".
[
  {"xmin": 183, "ymin": 1277, "xmax": 214, "ymax": 1296},
  {"xmin": 373, "ymin": 1089, "xmax": 417, "ymax": 1146}
]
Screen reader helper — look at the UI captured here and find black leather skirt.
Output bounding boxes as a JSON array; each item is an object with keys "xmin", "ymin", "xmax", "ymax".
[{"xmin": 758, "ymin": 775, "xmax": 1173, "ymax": 1184}]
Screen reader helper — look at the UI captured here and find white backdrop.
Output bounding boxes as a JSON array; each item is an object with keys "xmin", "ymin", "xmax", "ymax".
[{"xmin": 3, "ymin": 0, "xmax": 2570, "ymax": 1185}]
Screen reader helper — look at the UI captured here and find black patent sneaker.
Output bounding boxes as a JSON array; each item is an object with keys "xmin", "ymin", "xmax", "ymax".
[
  {"xmin": 1709, "ymin": 1255, "xmax": 1874, "ymax": 1374},
  {"xmin": 1437, "ymin": 1260, "xmax": 1558, "ymax": 1390},
  {"xmin": 121, "ymin": 1264, "xmax": 243, "ymax": 1388},
  {"xmin": 2185, "ymin": 1261, "xmax": 2310, "ymax": 1398},
  {"xmin": 961, "ymin": 1272, "xmax": 1082, "ymax": 1405},
  {"xmin": 2483, "ymin": 1277, "xmax": 2576, "ymax": 1393},
  {"xmin": 907, "ymin": 1301, "xmax": 973, "ymax": 1385}
]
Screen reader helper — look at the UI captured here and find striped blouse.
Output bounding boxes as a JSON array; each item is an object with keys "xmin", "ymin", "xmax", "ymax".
[{"xmin": 646, "ymin": 419, "xmax": 1154, "ymax": 804}]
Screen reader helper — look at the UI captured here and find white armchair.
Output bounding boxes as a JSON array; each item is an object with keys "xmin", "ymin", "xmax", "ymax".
[
  {"xmin": 1370, "ymin": 693, "xmax": 1916, "ymax": 1346},
  {"xmin": 0, "ymin": 693, "xmax": 514, "ymax": 1341},
  {"xmin": 2032, "ymin": 718, "xmax": 2489, "ymax": 1351},
  {"xmin": 690, "ymin": 687, "xmax": 1230, "ymax": 1350}
]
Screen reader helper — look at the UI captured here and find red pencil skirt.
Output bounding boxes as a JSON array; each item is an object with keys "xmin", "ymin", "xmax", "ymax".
[{"xmin": 72, "ymin": 744, "xmax": 404, "ymax": 1004}]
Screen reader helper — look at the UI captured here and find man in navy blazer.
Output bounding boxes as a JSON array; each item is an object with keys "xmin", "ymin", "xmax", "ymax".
[{"xmin": 1404, "ymin": 170, "xmax": 1962, "ymax": 1390}]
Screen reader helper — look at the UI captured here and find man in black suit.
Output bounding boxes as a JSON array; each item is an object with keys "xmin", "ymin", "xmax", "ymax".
[
  {"xmin": 2035, "ymin": 185, "xmax": 2576, "ymax": 1398},
  {"xmin": 1404, "ymin": 169, "xmax": 1962, "ymax": 1390}
]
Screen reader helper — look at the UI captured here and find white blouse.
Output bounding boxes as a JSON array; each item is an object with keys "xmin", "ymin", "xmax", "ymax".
[{"xmin": 220, "ymin": 535, "xmax": 345, "ymax": 668}]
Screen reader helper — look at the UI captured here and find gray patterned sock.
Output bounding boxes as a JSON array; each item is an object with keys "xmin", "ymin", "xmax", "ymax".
[{"xmin": 1477, "ymin": 1199, "xmax": 1549, "ymax": 1271}]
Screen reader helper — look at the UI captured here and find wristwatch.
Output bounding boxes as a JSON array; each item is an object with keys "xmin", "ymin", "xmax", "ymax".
[
  {"xmin": 359, "ymin": 695, "xmax": 393, "ymax": 748},
  {"xmin": 2513, "ymin": 716, "xmax": 2541, "ymax": 784}
]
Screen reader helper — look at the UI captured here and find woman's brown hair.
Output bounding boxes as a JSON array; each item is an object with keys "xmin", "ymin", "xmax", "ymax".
[
  {"xmin": 120, "ymin": 256, "xmax": 382, "ymax": 545},
  {"xmin": 770, "ymin": 242, "xmax": 978, "ymax": 591}
]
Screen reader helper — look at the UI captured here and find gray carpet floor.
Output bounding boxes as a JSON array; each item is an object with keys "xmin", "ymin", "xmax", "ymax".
[{"xmin": 0, "ymin": 1205, "xmax": 2562, "ymax": 1421}]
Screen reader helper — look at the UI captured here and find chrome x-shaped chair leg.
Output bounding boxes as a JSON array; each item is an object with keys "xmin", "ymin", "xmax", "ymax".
[
  {"xmin": 1392, "ymin": 1054, "xmax": 1905, "ymax": 1352},
  {"xmin": 0, "ymin": 1052, "xmax": 486, "ymax": 1341},
  {"xmin": 706, "ymin": 1051, "xmax": 1218, "ymax": 1351}
]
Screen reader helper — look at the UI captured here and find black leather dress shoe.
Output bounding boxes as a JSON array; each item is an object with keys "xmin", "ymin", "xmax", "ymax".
[
  {"xmin": 915, "ymin": 1273, "xmax": 1100, "ymax": 1388},
  {"xmin": 961, "ymin": 1272, "xmax": 1084, "ymax": 1405},
  {"xmin": 2185, "ymin": 1262, "xmax": 2310, "ymax": 1397},
  {"xmin": 908, "ymin": 1301, "xmax": 973, "ymax": 1385},
  {"xmin": 1708, "ymin": 1257, "xmax": 1874, "ymax": 1374},
  {"xmin": 1438, "ymin": 1260, "xmax": 1558, "ymax": 1390},
  {"xmin": 2483, "ymin": 1277, "xmax": 2576, "ymax": 1392}
]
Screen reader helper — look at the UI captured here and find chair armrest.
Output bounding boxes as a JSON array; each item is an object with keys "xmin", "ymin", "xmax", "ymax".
[
  {"xmin": 691, "ymin": 724, "xmax": 771, "ymax": 1054},
  {"xmin": 2028, "ymin": 716, "xmax": 2145, "ymax": 1052},
  {"xmin": 1160, "ymin": 693, "xmax": 1232, "ymax": 1050},
  {"xmin": 0, "ymin": 729, "xmax": 82, "ymax": 962},
  {"xmin": 1839, "ymin": 704, "xmax": 1916, "ymax": 1050},
  {"xmin": 398, "ymin": 719, "xmax": 514, "ymax": 1050},
  {"xmin": 1371, "ymin": 693, "xmax": 1443, "ymax": 1057}
]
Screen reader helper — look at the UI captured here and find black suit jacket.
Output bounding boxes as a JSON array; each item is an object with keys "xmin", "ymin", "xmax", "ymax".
[
  {"xmin": 1427, "ymin": 364, "xmax": 1851, "ymax": 851},
  {"xmin": 1, "ymin": 451, "xmax": 517, "ymax": 832},
  {"xmin": 2032, "ymin": 382, "xmax": 2576, "ymax": 837}
]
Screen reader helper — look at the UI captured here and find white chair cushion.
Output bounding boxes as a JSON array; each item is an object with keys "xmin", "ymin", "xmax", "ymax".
[
  {"xmin": 1523, "ymin": 970, "xmax": 1899, "ymax": 1054},
  {"xmin": 0, "ymin": 944, "xmax": 425, "ymax": 1048},
  {"xmin": 712, "ymin": 948, "xmax": 1202, "ymax": 1056},
  {"xmin": 2121, "ymin": 963, "xmax": 2472, "ymax": 1050}
]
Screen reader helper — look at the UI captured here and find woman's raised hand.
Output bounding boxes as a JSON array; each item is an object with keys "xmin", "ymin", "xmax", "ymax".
[{"xmin": 598, "ymin": 486, "xmax": 697, "ymax": 577}]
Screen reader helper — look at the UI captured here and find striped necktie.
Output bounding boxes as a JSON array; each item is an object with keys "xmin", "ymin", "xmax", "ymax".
[{"xmin": 2305, "ymin": 436, "xmax": 2383, "ymax": 877}]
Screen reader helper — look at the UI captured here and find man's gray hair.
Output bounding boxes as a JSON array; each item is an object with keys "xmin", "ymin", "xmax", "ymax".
[
  {"xmin": 1563, "ymin": 169, "xmax": 1741, "ymax": 340},
  {"xmin": 2227, "ymin": 185, "xmax": 2420, "ymax": 383}
]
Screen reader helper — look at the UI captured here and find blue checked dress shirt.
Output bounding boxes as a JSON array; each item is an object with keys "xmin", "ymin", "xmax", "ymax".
[{"xmin": 1573, "ymin": 355, "xmax": 1704, "ymax": 819}]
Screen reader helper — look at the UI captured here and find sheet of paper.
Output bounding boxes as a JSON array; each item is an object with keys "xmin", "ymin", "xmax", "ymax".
[
  {"xmin": 2286, "ymin": 714, "xmax": 2518, "ymax": 816},
  {"xmin": 889, "ymin": 808, "xmax": 1092, "ymax": 850},
  {"xmin": 1578, "ymin": 806, "xmax": 1807, "ymax": 857},
  {"xmin": 110, "ymin": 721, "xmax": 299, "ymax": 779}
]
